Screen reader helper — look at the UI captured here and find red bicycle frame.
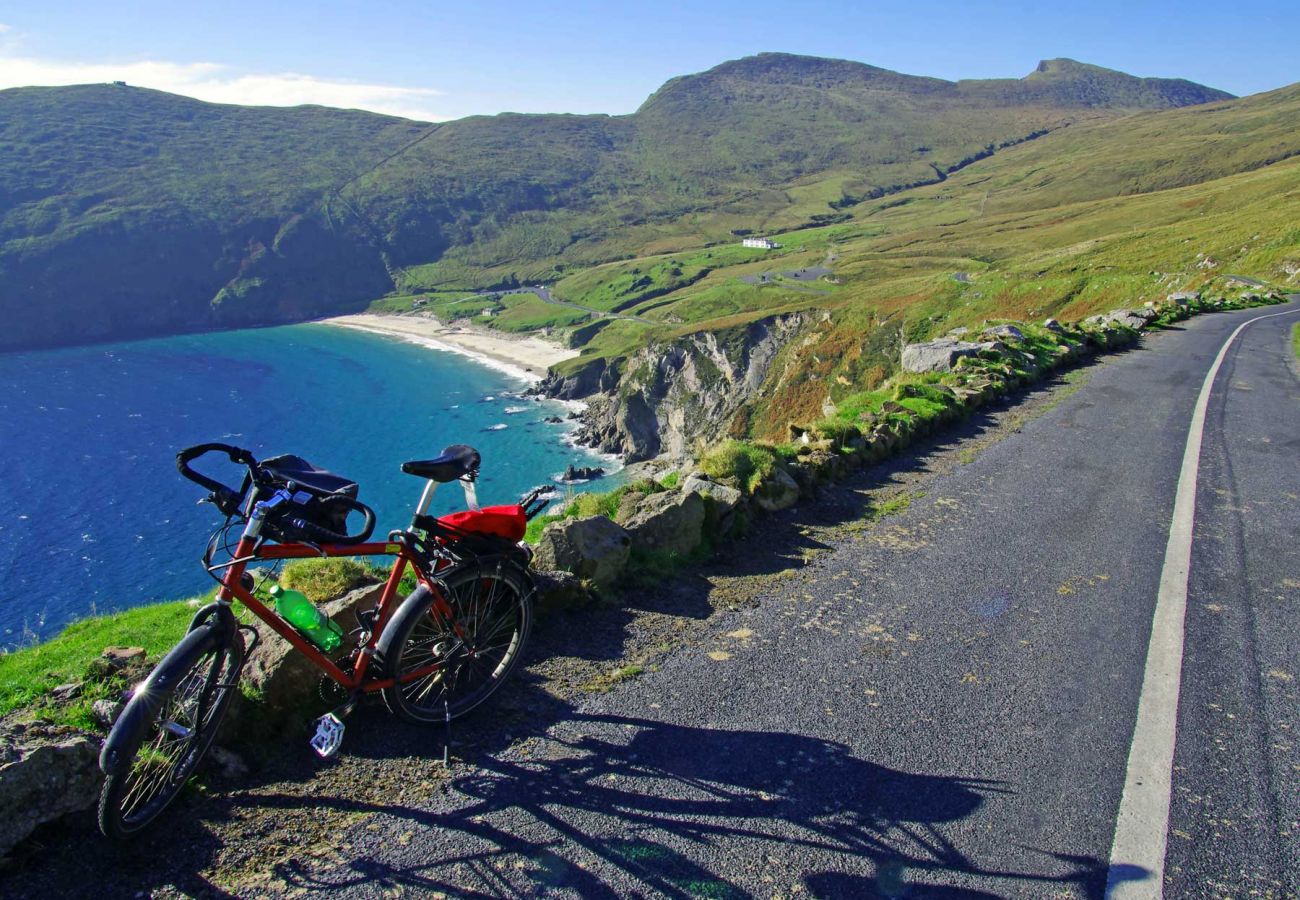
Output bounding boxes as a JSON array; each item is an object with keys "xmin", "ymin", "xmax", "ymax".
[{"xmin": 210, "ymin": 471, "xmax": 471, "ymax": 694}]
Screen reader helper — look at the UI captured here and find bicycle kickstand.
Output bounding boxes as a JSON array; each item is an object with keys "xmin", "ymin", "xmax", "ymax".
[{"xmin": 310, "ymin": 695, "xmax": 358, "ymax": 760}]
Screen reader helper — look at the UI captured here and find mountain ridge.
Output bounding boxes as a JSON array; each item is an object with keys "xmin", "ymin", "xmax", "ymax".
[{"xmin": 0, "ymin": 53, "xmax": 1261, "ymax": 351}]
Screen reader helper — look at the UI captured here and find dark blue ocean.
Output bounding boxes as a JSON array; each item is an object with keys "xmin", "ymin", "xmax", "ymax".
[{"xmin": 0, "ymin": 323, "xmax": 615, "ymax": 648}]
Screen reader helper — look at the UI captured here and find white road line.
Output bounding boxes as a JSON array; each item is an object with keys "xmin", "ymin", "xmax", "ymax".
[{"xmin": 1106, "ymin": 306, "xmax": 1300, "ymax": 899}]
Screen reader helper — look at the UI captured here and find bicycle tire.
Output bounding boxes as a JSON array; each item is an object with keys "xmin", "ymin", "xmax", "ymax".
[
  {"xmin": 380, "ymin": 561, "xmax": 532, "ymax": 723},
  {"xmin": 98, "ymin": 625, "xmax": 244, "ymax": 839}
]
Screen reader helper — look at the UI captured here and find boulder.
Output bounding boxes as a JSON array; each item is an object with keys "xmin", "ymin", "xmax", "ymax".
[
  {"xmin": 786, "ymin": 460, "xmax": 819, "ymax": 498},
  {"xmin": 753, "ymin": 467, "xmax": 800, "ymax": 512},
  {"xmin": 531, "ymin": 569, "xmax": 594, "ymax": 614},
  {"xmin": 623, "ymin": 490, "xmax": 705, "ymax": 557},
  {"xmin": 614, "ymin": 490, "xmax": 647, "ymax": 524},
  {"xmin": 50, "ymin": 682, "xmax": 83, "ymax": 703},
  {"xmin": 86, "ymin": 646, "xmax": 146, "ymax": 679},
  {"xmin": 682, "ymin": 476, "xmax": 744, "ymax": 535},
  {"xmin": 0, "ymin": 721, "xmax": 102, "ymax": 858},
  {"xmin": 900, "ymin": 339, "xmax": 985, "ymax": 373},
  {"xmin": 982, "ymin": 324, "xmax": 1024, "ymax": 341},
  {"xmin": 1105, "ymin": 308, "xmax": 1156, "ymax": 329},
  {"xmin": 532, "ymin": 516, "xmax": 631, "ymax": 590},
  {"xmin": 207, "ymin": 746, "xmax": 250, "ymax": 780},
  {"xmin": 1043, "ymin": 318, "xmax": 1064, "ymax": 332},
  {"xmin": 239, "ymin": 583, "xmax": 386, "ymax": 725},
  {"xmin": 682, "ymin": 476, "xmax": 743, "ymax": 512},
  {"xmin": 91, "ymin": 699, "xmax": 122, "ymax": 728},
  {"xmin": 811, "ymin": 449, "xmax": 847, "ymax": 481}
]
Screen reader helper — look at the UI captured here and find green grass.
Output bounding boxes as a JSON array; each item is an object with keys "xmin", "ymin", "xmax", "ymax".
[
  {"xmin": 553, "ymin": 257, "xmax": 711, "ymax": 313},
  {"xmin": 0, "ymin": 557, "xmax": 394, "ymax": 726},
  {"xmin": 0, "ymin": 596, "xmax": 204, "ymax": 724},
  {"xmin": 486, "ymin": 295, "xmax": 590, "ymax": 332},
  {"xmin": 524, "ymin": 512, "xmax": 565, "ymax": 544},
  {"xmin": 581, "ymin": 663, "xmax": 645, "ymax": 693},
  {"xmin": 279, "ymin": 558, "xmax": 382, "ymax": 603},
  {"xmin": 865, "ymin": 492, "xmax": 920, "ymax": 523},
  {"xmin": 522, "ymin": 478, "xmax": 666, "ymax": 543},
  {"xmin": 1292, "ymin": 322, "xmax": 1300, "ymax": 362},
  {"xmin": 698, "ymin": 440, "xmax": 782, "ymax": 493}
]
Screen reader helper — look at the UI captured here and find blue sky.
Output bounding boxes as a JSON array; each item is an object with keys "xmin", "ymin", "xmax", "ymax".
[{"xmin": 1, "ymin": 1, "xmax": 1296, "ymax": 120}]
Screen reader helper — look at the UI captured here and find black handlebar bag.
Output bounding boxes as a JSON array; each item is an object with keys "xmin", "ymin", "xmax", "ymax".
[{"xmin": 258, "ymin": 454, "xmax": 361, "ymax": 539}]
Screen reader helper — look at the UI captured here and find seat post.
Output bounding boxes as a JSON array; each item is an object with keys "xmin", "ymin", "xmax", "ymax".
[{"xmin": 414, "ymin": 479, "xmax": 438, "ymax": 518}]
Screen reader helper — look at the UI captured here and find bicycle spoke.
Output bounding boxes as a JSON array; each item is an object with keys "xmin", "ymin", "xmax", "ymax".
[
  {"xmin": 102, "ymin": 637, "xmax": 243, "ymax": 837},
  {"xmin": 385, "ymin": 566, "xmax": 529, "ymax": 723}
]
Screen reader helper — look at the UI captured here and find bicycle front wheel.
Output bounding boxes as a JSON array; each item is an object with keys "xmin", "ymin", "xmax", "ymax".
[
  {"xmin": 98, "ymin": 626, "xmax": 244, "ymax": 840},
  {"xmin": 381, "ymin": 562, "xmax": 532, "ymax": 723}
]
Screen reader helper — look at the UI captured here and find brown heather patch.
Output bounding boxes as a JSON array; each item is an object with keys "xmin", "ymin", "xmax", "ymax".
[
  {"xmin": 728, "ymin": 405, "xmax": 752, "ymax": 439},
  {"xmin": 750, "ymin": 377, "xmax": 830, "ymax": 440}
]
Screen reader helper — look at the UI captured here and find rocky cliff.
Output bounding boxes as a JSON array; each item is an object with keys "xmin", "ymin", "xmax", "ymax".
[{"xmin": 541, "ymin": 313, "xmax": 808, "ymax": 461}]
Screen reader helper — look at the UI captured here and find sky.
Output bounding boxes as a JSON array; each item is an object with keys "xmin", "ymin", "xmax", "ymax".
[{"xmin": 1, "ymin": 1, "xmax": 1296, "ymax": 122}]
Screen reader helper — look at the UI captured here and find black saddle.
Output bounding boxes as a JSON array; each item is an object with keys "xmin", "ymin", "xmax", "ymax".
[{"xmin": 401, "ymin": 444, "xmax": 481, "ymax": 482}]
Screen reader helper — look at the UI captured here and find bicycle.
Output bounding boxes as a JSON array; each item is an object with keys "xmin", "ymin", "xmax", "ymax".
[{"xmin": 96, "ymin": 441, "xmax": 551, "ymax": 839}]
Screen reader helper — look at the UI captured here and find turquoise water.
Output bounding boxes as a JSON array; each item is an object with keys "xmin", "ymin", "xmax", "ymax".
[{"xmin": 0, "ymin": 324, "xmax": 614, "ymax": 648}]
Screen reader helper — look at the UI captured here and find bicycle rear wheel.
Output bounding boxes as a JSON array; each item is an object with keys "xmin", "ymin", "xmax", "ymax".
[
  {"xmin": 381, "ymin": 562, "xmax": 532, "ymax": 723},
  {"xmin": 98, "ymin": 626, "xmax": 244, "ymax": 839}
]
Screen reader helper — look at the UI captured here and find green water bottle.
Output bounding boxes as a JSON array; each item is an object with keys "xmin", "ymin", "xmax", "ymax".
[{"xmin": 267, "ymin": 584, "xmax": 343, "ymax": 652}]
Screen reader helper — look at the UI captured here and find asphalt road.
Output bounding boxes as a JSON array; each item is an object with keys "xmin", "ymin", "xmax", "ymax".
[
  {"xmin": 16, "ymin": 302, "xmax": 1288, "ymax": 899},
  {"xmin": 252, "ymin": 300, "xmax": 1300, "ymax": 899},
  {"xmin": 279, "ymin": 300, "xmax": 1298, "ymax": 899}
]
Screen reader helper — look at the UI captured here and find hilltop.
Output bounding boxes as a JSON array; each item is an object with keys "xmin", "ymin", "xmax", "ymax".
[{"xmin": 0, "ymin": 53, "xmax": 1233, "ymax": 350}]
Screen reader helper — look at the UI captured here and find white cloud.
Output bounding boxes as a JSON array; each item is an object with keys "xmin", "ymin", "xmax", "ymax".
[
  {"xmin": 0, "ymin": 55, "xmax": 447, "ymax": 121},
  {"xmin": 0, "ymin": 24, "xmax": 11, "ymax": 33}
]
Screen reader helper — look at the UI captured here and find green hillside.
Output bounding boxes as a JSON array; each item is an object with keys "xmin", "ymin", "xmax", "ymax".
[
  {"xmin": 0, "ymin": 84, "xmax": 441, "ymax": 347},
  {"xmin": 538, "ymin": 81, "xmax": 1300, "ymax": 436},
  {"xmin": 0, "ymin": 53, "xmax": 1236, "ymax": 350}
]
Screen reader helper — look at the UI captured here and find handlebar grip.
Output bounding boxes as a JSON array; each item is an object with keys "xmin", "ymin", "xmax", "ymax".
[{"xmin": 176, "ymin": 443, "xmax": 256, "ymax": 495}]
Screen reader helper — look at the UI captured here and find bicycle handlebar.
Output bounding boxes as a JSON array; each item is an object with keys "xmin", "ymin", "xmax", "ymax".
[
  {"xmin": 280, "ymin": 505, "xmax": 377, "ymax": 546},
  {"xmin": 177, "ymin": 443, "xmax": 256, "ymax": 512},
  {"xmin": 178, "ymin": 443, "xmax": 376, "ymax": 543}
]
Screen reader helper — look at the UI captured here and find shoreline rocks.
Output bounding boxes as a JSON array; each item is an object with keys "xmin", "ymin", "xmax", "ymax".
[{"xmin": 562, "ymin": 464, "xmax": 605, "ymax": 482}]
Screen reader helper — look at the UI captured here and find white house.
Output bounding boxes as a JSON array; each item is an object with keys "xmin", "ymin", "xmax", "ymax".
[{"xmin": 742, "ymin": 237, "xmax": 779, "ymax": 250}]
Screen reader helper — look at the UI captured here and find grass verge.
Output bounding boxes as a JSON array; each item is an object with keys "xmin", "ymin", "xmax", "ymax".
[{"xmin": 0, "ymin": 596, "xmax": 204, "ymax": 727}]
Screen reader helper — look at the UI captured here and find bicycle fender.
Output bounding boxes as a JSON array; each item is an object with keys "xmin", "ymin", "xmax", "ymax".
[
  {"xmin": 98, "ymin": 623, "xmax": 225, "ymax": 776},
  {"xmin": 372, "ymin": 584, "xmax": 434, "ymax": 675}
]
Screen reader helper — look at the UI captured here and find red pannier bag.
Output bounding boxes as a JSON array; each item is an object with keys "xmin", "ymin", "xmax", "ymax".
[{"xmin": 437, "ymin": 505, "xmax": 527, "ymax": 543}]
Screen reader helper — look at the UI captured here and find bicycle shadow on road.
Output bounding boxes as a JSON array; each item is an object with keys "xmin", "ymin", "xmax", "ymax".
[{"xmin": 263, "ymin": 712, "xmax": 1118, "ymax": 898}]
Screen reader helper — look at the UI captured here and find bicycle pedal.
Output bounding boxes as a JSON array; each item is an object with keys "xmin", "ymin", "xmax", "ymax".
[{"xmin": 310, "ymin": 712, "xmax": 345, "ymax": 759}]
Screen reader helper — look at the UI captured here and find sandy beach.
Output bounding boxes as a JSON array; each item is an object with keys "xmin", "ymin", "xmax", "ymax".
[{"xmin": 317, "ymin": 313, "xmax": 578, "ymax": 382}]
